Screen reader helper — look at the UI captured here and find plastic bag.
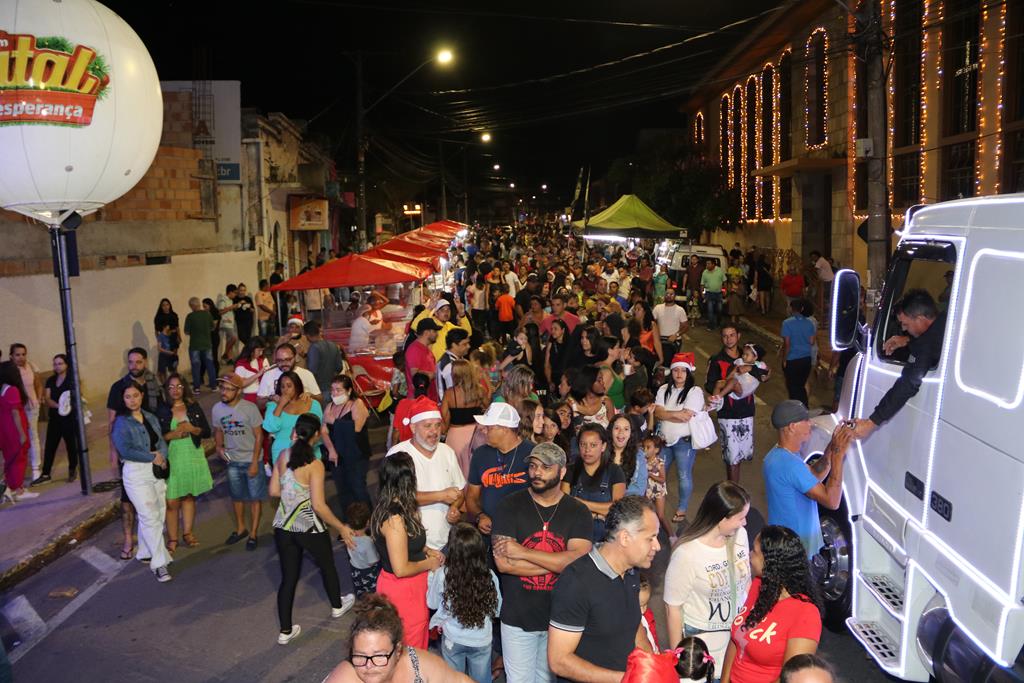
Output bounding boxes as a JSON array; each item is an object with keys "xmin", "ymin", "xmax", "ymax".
[
  {"xmin": 621, "ymin": 647, "xmax": 679, "ymax": 683},
  {"xmin": 690, "ymin": 411, "xmax": 719, "ymax": 450}
]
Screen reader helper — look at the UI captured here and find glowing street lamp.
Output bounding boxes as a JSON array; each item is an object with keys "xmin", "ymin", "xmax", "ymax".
[
  {"xmin": 480, "ymin": 132, "xmax": 492, "ymax": 143},
  {"xmin": 436, "ymin": 49, "xmax": 454, "ymax": 65},
  {"xmin": 509, "ymin": 182, "xmax": 515, "ymax": 189},
  {"xmin": 493, "ymin": 163, "xmax": 501, "ymax": 171},
  {"xmin": 541, "ymin": 184, "xmax": 548, "ymax": 190}
]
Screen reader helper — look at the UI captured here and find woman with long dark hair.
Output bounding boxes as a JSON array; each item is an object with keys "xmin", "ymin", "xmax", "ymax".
[
  {"xmin": 426, "ymin": 523, "xmax": 501, "ymax": 683},
  {"xmin": 607, "ymin": 414, "xmax": 647, "ymax": 497},
  {"xmin": 721, "ymin": 526, "xmax": 823, "ymax": 683},
  {"xmin": 441, "ymin": 360, "xmax": 487, "ymax": 477},
  {"xmin": 522, "ymin": 322, "xmax": 546, "ymax": 394},
  {"xmin": 561, "ymin": 423, "xmax": 625, "ymax": 542},
  {"xmin": 654, "ymin": 354, "xmax": 706, "ymax": 525},
  {"xmin": 597, "ymin": 336, "xmax": 626, "ymax": 411},
  {"xmin": 371, "ymin": 452, "xmax": 444, "ymax": 648},
  {"xmin": 0, "ymin": 361, "xmax": 33, "ymax": 502},
  {"xmin": 664, "ymin": 481, "xmax": 753, "ymax": 668},
  {"xmin": 263, "ymin": 371, "xmax": 323, "ymax": 465},
  {"xmin": 234, "ymin": 336, "xmax": 272, "ymax": 404},
  {"xmin": 568, "ymin": 365, "xmax": 614, "ymax": 430},
  {"xmin": 630, "ymin": 301, "xmax": 663, "ymax": 364},
  {"xmin": 544, "ymin": 318, "xmax": 571, "ymax": 390},
  {"xmin": 202, "ymin": 297, "xmax": 222, "ymax": 372},
  {"xmin": 35, "ymin": 354, "xmax": 79, "ymax": 484},
  {"xmin": 270, "ymin": 413, "xmax": 357, "ymax": 645},
  {"xmin": 322, "ymin": 374, "xmax": 372, "ymax": 516}
]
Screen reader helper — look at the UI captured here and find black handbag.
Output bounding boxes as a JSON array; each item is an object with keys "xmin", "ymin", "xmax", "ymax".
[{"xmin": 153, "ymin": 458, "xmax": 170, "ymax": 480}]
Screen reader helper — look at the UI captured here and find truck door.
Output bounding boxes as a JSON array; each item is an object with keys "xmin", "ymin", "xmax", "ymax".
[{"xmin": 857, "ymin": 240, "xmax": 957, "ymax": 523}]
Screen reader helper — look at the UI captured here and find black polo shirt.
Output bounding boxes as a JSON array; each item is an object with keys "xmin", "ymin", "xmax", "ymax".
[{"xmin": 549, "ymin": 547, "xmax": 641, "ymax": 681}]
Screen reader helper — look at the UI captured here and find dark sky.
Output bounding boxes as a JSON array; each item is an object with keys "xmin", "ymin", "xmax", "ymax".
[{"xmin": 104, "ymin": 0, "xmax": 782, "ymax": 206}]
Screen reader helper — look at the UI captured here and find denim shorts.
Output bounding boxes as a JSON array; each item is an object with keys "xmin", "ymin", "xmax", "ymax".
[{"xmin": 226, "ymin": 461, "xmax": 267, "ymax": 501}]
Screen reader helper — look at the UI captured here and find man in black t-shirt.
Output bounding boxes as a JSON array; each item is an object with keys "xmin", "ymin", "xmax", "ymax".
[
  {"xmin": 492, "ymin": 443, "xmax": 592, "ymax": 683},
  {"xmin": 233, "ymin": 283, "xmax": 256, "ymax": 346},
  {"xmin": 706, "ymin": 324, "xmax": 758, "ymax": 483},
  {"xmin": 548, "ymin": 496, "xmax": 661, "ymax": 683}
]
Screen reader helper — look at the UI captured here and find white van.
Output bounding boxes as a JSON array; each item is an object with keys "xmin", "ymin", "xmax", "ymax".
[{"xmin": 820, "ymin": 195, "xmax": 1024, "ymax": 681}]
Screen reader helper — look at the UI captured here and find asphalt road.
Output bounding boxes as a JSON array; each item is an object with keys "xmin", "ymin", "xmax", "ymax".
[{"xmin": 1, "ymin": 323, "xmax": 895, "ymax": 683}]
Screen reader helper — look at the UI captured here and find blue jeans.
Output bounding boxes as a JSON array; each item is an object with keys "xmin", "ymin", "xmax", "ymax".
[
  {"xmin": 501, "ymin": 622, "xmax": 553, "ymax": 683},
  {"xmin": 188, "ymin": 349, "xmax": 217, "ymax": 389},
  {"xmin": 442, "ymin": 638, "xmax": 492, "ymax": 683},
  {"xmin": 705, "ymin": 291, "xmax": 723, "ymax": 328},
  {"xmin": 662, "ymin": 438, "xmax": 696, "ymax": 515}
]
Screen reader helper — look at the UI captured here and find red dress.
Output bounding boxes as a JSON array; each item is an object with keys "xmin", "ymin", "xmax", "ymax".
[{"xmin": 0, "ymin": 384, "xmax": 29, "ymax": 490}]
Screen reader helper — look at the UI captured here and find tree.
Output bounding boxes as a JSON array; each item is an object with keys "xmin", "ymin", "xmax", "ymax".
[{"xmin": 604, "ymin": 136, "xmax": 740, "ymax": 239}]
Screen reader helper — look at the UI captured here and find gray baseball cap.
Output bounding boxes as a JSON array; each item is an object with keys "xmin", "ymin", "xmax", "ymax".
[
  {"xmin": 527, "ymin": 442, "xmax": 566, "ymax": 467},
  {"xmin": 771, "ymin": 400, "xmax": 810, "ymax": 429}
]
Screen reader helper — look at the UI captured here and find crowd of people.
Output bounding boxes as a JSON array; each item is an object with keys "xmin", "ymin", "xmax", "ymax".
[{"xmin": 3, "ymin": 219, "xmax": 939, "ymax": 683}]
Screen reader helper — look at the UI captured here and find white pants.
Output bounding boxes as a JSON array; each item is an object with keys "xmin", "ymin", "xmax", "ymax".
[
  {"xmin": 26, "ymin": 404, "xmax": 41, "ymax": 476},
  {"xmin": 122, "ymin": 461, "xmax": 172, "ymax": 570}
]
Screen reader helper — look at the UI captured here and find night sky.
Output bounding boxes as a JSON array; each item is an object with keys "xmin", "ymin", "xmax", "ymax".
[{"xmin": 103, "ymin": 0, "xmax": 783, "ymax": 206}]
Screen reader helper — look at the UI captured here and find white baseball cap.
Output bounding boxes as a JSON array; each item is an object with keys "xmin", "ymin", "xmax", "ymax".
[{"xmin": 474, "ymin": 402, "xmax": 520, "ymax": 429}]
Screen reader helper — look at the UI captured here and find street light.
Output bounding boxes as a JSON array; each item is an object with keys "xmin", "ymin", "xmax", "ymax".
[
  {"xmin": 480, "ymin": 132, "xmax": 492, "ymax": 143},
  {"xmin": 493, "ymin": 163, "xmax": 501, "ymax": 171},
  {"xmin": 509, "ymin": 182, "xmax": 515, "ymax": 188},
  {"xmin": 356, "ymin": 47, "xmax": 455, "ymax": 243},
  {"xmin": 541, "ymin": 184, "xmax": 548, "ymax": 190}
]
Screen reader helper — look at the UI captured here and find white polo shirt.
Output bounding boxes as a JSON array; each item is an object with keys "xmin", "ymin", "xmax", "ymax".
[{"xmin": 257, "ymin": 365, "xmax": 321, "ymax": 398}]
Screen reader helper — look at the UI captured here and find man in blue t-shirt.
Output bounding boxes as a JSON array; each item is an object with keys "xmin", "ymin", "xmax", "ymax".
[
  {"xmin": 466, "ymin": 403, "xmax": 531, "ymax": 536},
  {"xmin": 780, "ymin": 298, "xmax": 817, "ymax": 406},
  {"xmin": 763, "ymin": 401, "xmax": 854, "ymax": 561}
]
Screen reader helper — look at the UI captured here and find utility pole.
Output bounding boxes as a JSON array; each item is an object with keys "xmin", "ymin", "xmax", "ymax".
[
  {"xmin": 438, "ymin": 140, "xmax": 448, "ymax": 219},
  {"xmin": 355, "ymin": 53, "xmax": 370, "ymax": 246},
  {"xmin": 862, "ymin": 0, "xmax": 889, "ymax": 289}
]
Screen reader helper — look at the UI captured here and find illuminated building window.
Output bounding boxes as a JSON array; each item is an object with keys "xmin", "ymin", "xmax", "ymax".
[
  {"xmin": 944, "ymin": 0, "xmax": 980, "ymax": 136},
  {"xmin": 694, "ymin": 112, "xmax": 705, "ymax": 148},
  {"xmin": 779, "ymin": 52, "xmax": 793, "ymax": 161},
  {"xmin": 761, "ymin": 65, "xmax": 775, "ymax": 217},
  {"xmin": 895, "ymin": 0, "xmax": 924, "ymax": 147},
  {"xmin": 894, "ymin": 152, "xmax": 922, "ymax": 207},
  {"xmin": 721, "ymin": 96, "xmax": 731, "ymax": 184},
  {"xmin": 732, "ymin": 86, "xmax": 743, "ymax": 209},
  {"xmin": 941, "ymin": 140, "xmax": 976, "ymax": 200},
  {"xmin": 805, "ymin": 30, "xmax": 828, "ymax": 148},
  {"xmin": 746, "ymin": 78, "xmax": 757, "ymax": 217}
]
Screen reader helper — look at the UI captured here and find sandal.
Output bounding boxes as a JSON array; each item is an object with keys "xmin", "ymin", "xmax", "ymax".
[
  {"xmin": 183, "ymin": 532, "xmax": 200, "ymax": 548},
  {"xmin": 166, "ymin": 538, "xmax": 178, "ymax": 555},
  {"xmin": 491, "ymin": 656, "xmax": 504, "ymax": 681},
  {"xmin": 671, "ymin": 511, "xmax": 687, "ymax": 524},
  {"xmin": 120, "ymin": 545, "xmax": 135, "ymax": 560}
]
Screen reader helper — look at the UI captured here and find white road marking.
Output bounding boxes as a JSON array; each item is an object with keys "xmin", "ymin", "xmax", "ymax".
[
  {"xmin": 79, "ymin": 545, "xmax": 122, "ymax": 575},
  {"xmin": 6, "ymin": 550, "xmax": 128, "ymax": 664},
  {"xmin": 1, "ymin": 595, "xmax": 46, "ymax": 646}
]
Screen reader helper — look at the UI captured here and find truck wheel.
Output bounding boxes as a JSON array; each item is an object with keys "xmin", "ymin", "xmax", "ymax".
[{"xmin": 819, "ymin": 499, "xmax": 853, "ymax": 632}]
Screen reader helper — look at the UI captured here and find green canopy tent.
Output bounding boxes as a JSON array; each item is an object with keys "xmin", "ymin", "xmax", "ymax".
[{"xmin": 571, "ymin": 194, "xmax": 684, "ymax": 239}]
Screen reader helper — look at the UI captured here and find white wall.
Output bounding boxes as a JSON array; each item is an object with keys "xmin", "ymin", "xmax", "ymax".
[{"xmin": 0, "ymin": 251, "xmax": 258, "ymax": 404}]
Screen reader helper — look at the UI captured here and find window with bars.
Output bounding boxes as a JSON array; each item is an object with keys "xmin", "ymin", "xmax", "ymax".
[
  {"xmin": 780, "ymin": 53, "xmax": 793, "ymax": 161},
  {"xmin": 761, "ymin": 66, "xmax": 775, "ymax": 217},
  {"xmin": 895, "ymin": 0, "xmax": 923, "ymax": 147},
  {"xmin": 806, "ymin": 32, "xmax": 827, "ymax": 147},
  {"xmin": 941, "ymin": 141, "xmax": 976, "ymax": 200},
  {"xmin": 894, "ymin": 152, "xmax": 921, "ymax": 207},
  {"xmin": 721, "ymin": 97, "xmax": 731, "ymax": 184},
  {"xmin": 944, "ymin": 0, "xmax": 980, "ymax": 136},
  {"xmin": 746, "ymin": 78, "xmax": 757, "ymax": 217}
]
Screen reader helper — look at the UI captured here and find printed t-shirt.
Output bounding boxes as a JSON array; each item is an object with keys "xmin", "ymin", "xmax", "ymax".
[
  {"xmin": 467, "ymin": 441, "xmax": 531, "ymax": 519},
  {"xmin": 211, "ymin": 399, "xmax": 263, "ymax": 462},
  {"xmin": 663, "ymin": 528, "xmax": 751, "ymax": 665},
  {"xmin": 496, "ymin": 294, "xmax": 516, "ymax": 322},
  {"xmin": 386, "ymin": 440, "xmax": 466, "ymax": 550},
  {"xmin": 491, "ymin": 489, "xmax": 593, "ymax": 632},
  {"xmin": 549, "ymin": 548, "xmax": 642, "ymax": 681},
  {"xmin": 763, "ymin": 446, "xmax": 822, "ymax": 557},
  {"xmin": 728, "ymin": 577, "xmax": 822, "ymax": 683}
]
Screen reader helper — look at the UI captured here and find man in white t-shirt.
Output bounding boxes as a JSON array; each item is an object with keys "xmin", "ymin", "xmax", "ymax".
[
  {"xmin": 810, "ymin": 250, "xmax": 834, "ymax": 324},
  {"xmin": 385, "ymin": 396, "xmax": 466, "ymax": 550},
  {"xmin": 502, "ymin": 261, "xmax": 521, "ymax": 297},
  {"xmin": 256, "ymin": 342, "xmax": 322, "ymax": 411},
  {"xmin": 652, "ymin": 288, "xmax": 689, "ymax": 359}
]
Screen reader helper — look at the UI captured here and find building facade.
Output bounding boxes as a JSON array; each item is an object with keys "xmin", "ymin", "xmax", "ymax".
[{"xmin": 686, "ymin": 0, "xmax": 1023, "ymax": 276}]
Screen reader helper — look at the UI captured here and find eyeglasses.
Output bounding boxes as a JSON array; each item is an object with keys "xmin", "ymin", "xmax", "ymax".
[{"xmin": 350, "ymin": 645, "xmax": 397, "ymax": 668}]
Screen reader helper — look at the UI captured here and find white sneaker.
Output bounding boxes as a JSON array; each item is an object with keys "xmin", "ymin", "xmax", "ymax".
[
  {"xmin": 15, "ymin": 490, "xmax": 39, "ymax": 500},
  {"xmin": 154, "ymin": 566, "xmax": 172, "ymax": 582},
  {"xmin": 332, "ymin": 594, "xmax": 356, "ymax": 618},
  {"xmin": 277, "ymin": 625, "xmax": 301, "ymax": 645}
]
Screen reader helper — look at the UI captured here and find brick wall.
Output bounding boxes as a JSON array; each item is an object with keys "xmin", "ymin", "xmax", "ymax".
[
  {"xmin": 161, "ymin": 90, "xmax": 193, "ymax": 148},
  {"xmin": 96, "ymin": 146, "xmax": 203, "ymax": 222}
]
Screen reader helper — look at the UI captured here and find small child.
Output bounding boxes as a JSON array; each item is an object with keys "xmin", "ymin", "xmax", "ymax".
[
  {"xmin": 390, "ymin": 351, "xmax": 408, "ymax": 401},
  {"xmin": 156, "ymin": 323, "xmax": 179, "ymax": 382},
  {"xmin": 642, "ymin": 434, "xmax": 674, "ymax": 539},
  {"xmin": 626, "ymin": 388, "xmax": 655, "ymax": 437},
  {"xmin": 638, "ymin": 573, "xmax": 659, "ymax": 653},
  {"xmin": 345, "ymin": 502, "xmax": 380, "ymax": 596},
  {"xmin": 710, "ymin": 343, "xmax": 768, "ymax": 406},
  {"xmin": 426, "ymin": 523, "xmax": 501, "ymax": 683},
  {"xmin": 674, "ymin": 636, "xmax": 715, "ymax": 683}
]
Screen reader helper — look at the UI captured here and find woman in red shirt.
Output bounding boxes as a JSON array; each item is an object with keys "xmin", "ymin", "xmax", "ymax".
[{"xmin": 721, "ymin": 525, "xmax": 822, "ymax": 683}]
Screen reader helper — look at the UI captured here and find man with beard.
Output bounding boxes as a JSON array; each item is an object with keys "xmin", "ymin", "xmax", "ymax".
[
  {"xmin": 282, "ymin": 316, "xmax": 310, "ymax": 368},
  {"xmin": 256, "ymin": 342, "xmax": 322, "ymax": 411},
  {"xmin": 405, "ymin": 319, "xmax": 442, "ymax": 402},
  {"xmin": 233, "ymin": 283, "xmax": 256, "ymax": 347},
  {"xmin": 705, "ymin": 324, "xmax": 759, "ymax": 483},
  {"xmin": 548, "ymin": 496, "xmax": 660, "ymax": 683},
  {"xmin": 107, "ymin": 347, "xmax": 164, "ymax": 560},
  {"xmin": 492, "ymin": 443, "xmax": 593, "ymax": 683},
  {"xmin": 652, "ymin": 288, "xmax": 689, "ymax": 361},
  {"xmin": 385, "ymin": 396, "xmax": 466, "ymax": 550}
]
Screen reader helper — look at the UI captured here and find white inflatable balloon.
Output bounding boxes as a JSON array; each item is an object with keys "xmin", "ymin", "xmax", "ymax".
[{"xmin": 0, "ymin": 0, "xmax": 162, "ymax": 222}]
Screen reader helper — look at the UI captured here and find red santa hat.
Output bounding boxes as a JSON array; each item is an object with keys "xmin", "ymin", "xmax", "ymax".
[
  {"xmin": 286, "ymin": 314, "xmax": 304, "ymax": 327},
  {"xmin": 402, "ymin": 396, "xmax": 442, "ymax": 426},
  {"xmin": 669, "ymin": 352, "xmax": 696, "ymax": 372}
]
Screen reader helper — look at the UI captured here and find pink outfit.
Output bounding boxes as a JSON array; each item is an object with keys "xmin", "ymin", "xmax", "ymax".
[{"xmin": 0, "ymin": 384, "xmax": 29, "ymax": 490}]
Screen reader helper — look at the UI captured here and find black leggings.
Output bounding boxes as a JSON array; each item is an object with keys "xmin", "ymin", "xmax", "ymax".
[
  {"xmin": 274, "ymin": 527, "xmax": 353, "ymax": 631},
  {"xmin": 784, "ymin": 356, "xmax": 812, "ymax": 406},
  {"xmin": 42, "ymin": 415, "xmax": 78, "ymax": 477}
]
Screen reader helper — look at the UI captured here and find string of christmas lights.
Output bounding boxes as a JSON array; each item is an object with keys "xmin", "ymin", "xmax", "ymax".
[{"xmin": 805, "ymin": 27, "xmax": 830, "ymax": 150}]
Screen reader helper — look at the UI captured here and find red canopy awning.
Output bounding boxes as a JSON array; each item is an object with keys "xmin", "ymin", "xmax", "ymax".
[
  {"xmin": 364, "ymin": 246, "xmax": 440, "ymax": 270},
  {"xmin": 269, "ymin": 253, "xmax": 431, "ymax": 291},
  {"xmin": 389, "ymin": 233, "xmax": 449, "ymax": 252},
  {"xmin": 377, "ymin": 238, "xmax": 445, "ymax": 257}
]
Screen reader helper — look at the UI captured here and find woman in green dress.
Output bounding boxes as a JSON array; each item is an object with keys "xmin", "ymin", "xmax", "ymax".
[
  {"xmin": 158, "ymin": 374, "xmax": 213, "ymax": 553},
  {"xmin": 598, "ymin": 336, "xmax": 626, "ymax": 411}
]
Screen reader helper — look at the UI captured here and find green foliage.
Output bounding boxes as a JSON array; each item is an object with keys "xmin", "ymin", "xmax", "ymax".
[{"xmin": 605, "ymin": 136, "xmax": 741, "ymax": 238}]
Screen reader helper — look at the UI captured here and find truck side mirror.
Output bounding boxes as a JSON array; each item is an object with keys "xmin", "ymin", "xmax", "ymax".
[{"xmin": 831, "ymin": 269, "xmax": 863, "ymax": 352}]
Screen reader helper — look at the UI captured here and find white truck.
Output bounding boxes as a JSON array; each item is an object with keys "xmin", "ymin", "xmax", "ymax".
[{"xmin": 818, "ymin": 195, "xmax": 1024, "ymax": 681}]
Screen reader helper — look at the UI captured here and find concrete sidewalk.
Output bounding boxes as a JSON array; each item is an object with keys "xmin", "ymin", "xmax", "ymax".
[{"xmin": 0, "ymin": 391, "xmax": 221, "ymax": 591}]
